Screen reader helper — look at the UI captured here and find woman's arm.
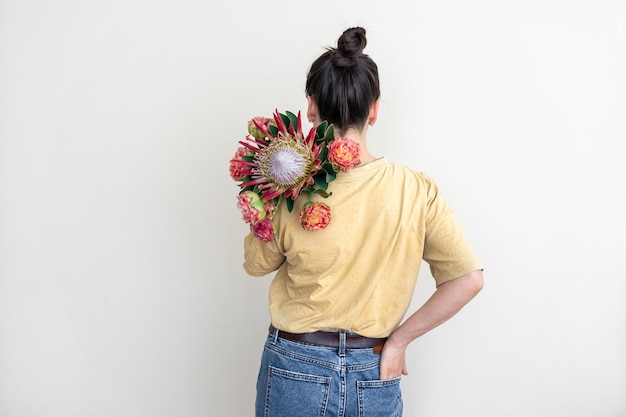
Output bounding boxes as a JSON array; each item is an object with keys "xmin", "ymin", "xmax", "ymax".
[
  {"xmin": 243, "ymin": 232, "xmax": 285, "ymax": 276},
  {"xmin": 379, "ymin": 269, "xmax": 484, "ymax": 380}
]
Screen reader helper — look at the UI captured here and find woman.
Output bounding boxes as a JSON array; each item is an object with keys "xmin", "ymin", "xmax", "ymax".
[{"xmin": 243, "ymin": 26, "xmax": 484, "ymax": 417}]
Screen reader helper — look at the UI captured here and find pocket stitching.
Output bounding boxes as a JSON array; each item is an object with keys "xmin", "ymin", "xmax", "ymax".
[{"xmin": 265, "ymin": 366, "xmax": 331, "ymax": 417}]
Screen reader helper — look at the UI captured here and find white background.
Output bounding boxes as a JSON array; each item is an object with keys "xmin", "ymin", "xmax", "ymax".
[{"xmin": 1, "ymin": 1, "xmax": 625, "ymax": 416}]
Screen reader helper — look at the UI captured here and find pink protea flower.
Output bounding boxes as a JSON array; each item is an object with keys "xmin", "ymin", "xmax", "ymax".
[
  {"xmin": 251, "ymin": 217, "xmax": 274, "ymax": 242},
  {"xmin": 248, "ymin": 116, "xmax": 275, "ymax": 139},
  {"xmin": 229, "ymin": 146, "xmax": 249, "ymax": 181},
  {"xmin": 237, "ymin": 191, "xmax": 266, "ymax": 224},
  {"xmin": 327, "ymin": 137, "xmax": 361, "ymax": 172},
  {"xmin": 299, "ymin": 202, "xmax": 331, "ymax": 231},
  {"xmin": 238, "ymin": 110, "xmax": 322, "ymax": 202}
]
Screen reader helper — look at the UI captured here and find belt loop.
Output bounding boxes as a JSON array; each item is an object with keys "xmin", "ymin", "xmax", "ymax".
[
  {"xmin": 338, "ymin": 332, "xmax": 346, "ymax": 357},
  {"xmin": 271, "ymin": 326, "xmax": 279, "ymax": 345}
]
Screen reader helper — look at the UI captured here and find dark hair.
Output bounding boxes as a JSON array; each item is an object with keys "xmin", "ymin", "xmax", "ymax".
[{"xmin": 305, "ymin": 27, "xmax": 380, "ymax": 133}]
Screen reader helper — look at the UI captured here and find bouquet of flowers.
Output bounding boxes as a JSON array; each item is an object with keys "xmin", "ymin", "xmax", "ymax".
[{"xmin": 229, "ymin": 109, "xmax": 361, "ymax": 242}]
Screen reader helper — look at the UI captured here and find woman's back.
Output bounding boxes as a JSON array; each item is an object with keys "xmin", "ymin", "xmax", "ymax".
[{"xmin": 244, "ymin": 158, "xmax": 480, "ymax": 338}]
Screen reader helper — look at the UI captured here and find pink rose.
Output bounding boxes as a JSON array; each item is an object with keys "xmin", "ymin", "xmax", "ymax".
[
  {"xmin": 299, "ymin": 202, "xmax": 331, "ymax": 231},
  {"xmin": 264, "ymin": 200, "xmax": 276, "ymax": 220},
  {"xmin": 327, "ymin": 137, "xmax": 360, "ymax": 172},
  {"xmin": 229, "ymin": 146, "xmax": 249, "ymax": 181},
  {"xmin": 237, "ymin": 191, "xmax": 265, "ymax": 224},
  {"xmin": 251, "ymin": 217, "xmax": 274, "ymax": 242}
]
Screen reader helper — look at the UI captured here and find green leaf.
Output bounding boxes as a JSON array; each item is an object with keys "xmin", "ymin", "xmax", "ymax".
[
  {"xmin": 242, "ymin": 155, "xmax": 254, "ymax": 163},
  {"xmin": 285, "ymin": 196, "xmax": 294, "ymax": 212},
  {"xmin": 324, "ymin": 124, "xmax": 335, "ymax": 142},
  {"xmin": 314, "ymin": 175, "xmax": 328, "ymax": 190},
  {"xmin": 326, "ymin": 170, "xmax": 337, "ymax": 183},
  {"xmin": 312, "ymin": 189, "xmax": 332, "ymax": 198},
  {"xmin": 316, "ymin": 121, "xmax": 328, "ymax": 140},
  {"xmin": 286, "ymin": 111, "xmax": 298, "ymax": 129},
  {"xmin": 321, "ymin": 161, "xmax": 337, "ymax": 173},
  {"xmin": 279, "ymin": 113, "xmax": 290, "ymax": 129},
  {"xmin": 318, "ymin": 145, "xmax": 327, "ymax": 162},
  {"xmin": 269, "ymin": 125, "xmax": 278, "ymax": 136}
]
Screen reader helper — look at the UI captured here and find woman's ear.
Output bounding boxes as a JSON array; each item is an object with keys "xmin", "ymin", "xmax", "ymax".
[
  {"xmin": 306, "ymin": 96, "xmax": 318, "ymax": 123},
  {"xmin": 368, "ymin": 100, "xmax": 380, "ymax": 126}
]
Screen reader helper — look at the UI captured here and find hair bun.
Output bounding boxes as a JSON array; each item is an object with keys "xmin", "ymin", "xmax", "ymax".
[{"xmin": 331, "ymin": 27, "xmax": 367, "ymax": 67}]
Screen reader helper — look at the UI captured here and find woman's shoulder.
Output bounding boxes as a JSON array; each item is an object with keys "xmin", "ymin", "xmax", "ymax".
[{"xmin": 383, "ymin": 160, "xmax": 436, "ymax": 184}]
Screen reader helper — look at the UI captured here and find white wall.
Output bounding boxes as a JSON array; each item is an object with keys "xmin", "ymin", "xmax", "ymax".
[{"xmin": 1, "ymin": 1, "xmax": 625, "ymax": 416}]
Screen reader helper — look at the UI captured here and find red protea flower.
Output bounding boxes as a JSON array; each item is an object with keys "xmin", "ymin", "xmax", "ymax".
[
  {"xmin": 299, "ymin": 202, "xmax": 331, "ymax": 231},
  {"xmin": 238, "ymin": 110, "xmax": 322, "ymax": 202},
  {"xmin": 327, "ymin": 137, "xmax": 361, "ymax": 172}
]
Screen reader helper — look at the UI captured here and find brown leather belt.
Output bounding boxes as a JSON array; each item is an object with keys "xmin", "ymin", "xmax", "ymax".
[{"xmin": 269, "ymin": 324, "xmax": 387, "ymax": 354}]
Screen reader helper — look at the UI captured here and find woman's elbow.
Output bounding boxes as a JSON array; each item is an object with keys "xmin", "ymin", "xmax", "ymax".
[{"xmin": 467, "ymin": 269, "xmax": 484, "ymax": 296}]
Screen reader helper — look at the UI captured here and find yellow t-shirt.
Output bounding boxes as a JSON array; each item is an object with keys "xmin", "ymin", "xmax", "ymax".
[{"xmin": 243, "ymin": 158, "xmax": 482, "ymax": 338}]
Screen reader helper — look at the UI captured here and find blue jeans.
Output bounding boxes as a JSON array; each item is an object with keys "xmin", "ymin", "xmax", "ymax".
[{"xmin": 256, "ymin": 329, "xmax": 403, "ymax": 417}]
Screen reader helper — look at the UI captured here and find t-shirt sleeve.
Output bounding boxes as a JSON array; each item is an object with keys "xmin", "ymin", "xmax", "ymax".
[
  {"xmin": 243, "ymin": 232, "xmax": 285, "ymax": 277},
  {"xmin": 422, "ymin": 178, "xmax": 482, "ymax": 286}
]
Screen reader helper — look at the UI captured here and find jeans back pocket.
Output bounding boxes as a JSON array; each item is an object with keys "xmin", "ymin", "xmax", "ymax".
[
  {"xmin": 264, "ymin": 366, "xmax": 331, "ymax": 417},
  {"xmin": 357, "ymin": 376, "xmax": 403, "ymax": 417}
]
